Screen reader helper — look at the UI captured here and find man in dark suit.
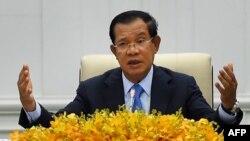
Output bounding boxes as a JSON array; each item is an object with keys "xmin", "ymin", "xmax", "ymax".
[{"xmin": 17, "ymin": 10, "xmax": 243, "ymax": 129}]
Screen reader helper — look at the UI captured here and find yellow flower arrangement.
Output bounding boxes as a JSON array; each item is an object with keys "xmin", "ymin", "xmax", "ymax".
[{"xmin": 9, "ymin": 107, "xmax": 223, "ymax": 141}]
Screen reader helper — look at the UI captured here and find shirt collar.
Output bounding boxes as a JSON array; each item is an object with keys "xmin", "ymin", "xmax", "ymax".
[{"xmin": 122, "ymin": 66, "xmax": 153, "ymax": 96}]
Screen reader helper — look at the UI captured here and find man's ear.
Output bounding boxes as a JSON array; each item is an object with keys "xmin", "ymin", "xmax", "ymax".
[
  {"xmin": 153, "ymin": 35, "xmax": 161, "ymax": 53},
  {"xmin": 110, "ymin": 45, "xmax": 117, "ymax": 57}
]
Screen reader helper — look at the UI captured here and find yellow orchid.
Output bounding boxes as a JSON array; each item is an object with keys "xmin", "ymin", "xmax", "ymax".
[{"xmin": 9, "ymin": 107, "xmax": 223, "ymax": 141}]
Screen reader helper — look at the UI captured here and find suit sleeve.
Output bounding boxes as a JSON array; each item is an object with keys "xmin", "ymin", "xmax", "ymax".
[
  {"xmin": 19, "ymin": 104, "xmax": 53, "ymax": 128},
  {"xmin": 186, "ymin": 76, "xmax": 243, "ymax": 131}
]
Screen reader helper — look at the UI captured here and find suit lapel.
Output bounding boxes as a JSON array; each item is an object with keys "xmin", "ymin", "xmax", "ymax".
[
  {"xmin": 104, "ymin": 68, "xmax": 125, "ymax": 111},
  {"xmin": 150, "ymin": 66, "xmax": 175, "ymax": 114}
]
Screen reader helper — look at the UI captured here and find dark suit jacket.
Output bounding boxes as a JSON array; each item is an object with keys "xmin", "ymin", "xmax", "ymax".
[{"xmin": 19, "ymin": 65, "xmax": 243, "ymax": 130}]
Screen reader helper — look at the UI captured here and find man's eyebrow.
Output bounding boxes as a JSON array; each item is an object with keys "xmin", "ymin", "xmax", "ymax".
[
  {"xmin": 115, "ymin": 31, "xmax": 148, "ymax": 42},
  {"xmin": 136, "ymin": 32, "xmax": 147, "ymax": 37},
  {"xmin": 116, "ymin": 37, "xmax": 127, "ymax": 42}
]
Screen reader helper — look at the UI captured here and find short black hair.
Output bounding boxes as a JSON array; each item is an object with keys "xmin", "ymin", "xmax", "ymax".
[{"xmin": 109, "ymin": 10, "xmax": 158, "ymax": 44}]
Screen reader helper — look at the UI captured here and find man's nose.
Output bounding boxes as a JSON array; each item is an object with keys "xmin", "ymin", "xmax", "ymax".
[{"xmin": 127, "ymin": 43, "xmax": 140, "ymax": 55}]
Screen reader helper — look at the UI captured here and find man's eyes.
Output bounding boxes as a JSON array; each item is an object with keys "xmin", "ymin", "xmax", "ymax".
[
  {"xmin": 136, "ymin": 38, "xmax": 146, "ymax": 43},
  {"xmin": 117, "ymin": 42, "xmax": 128, "ymax": 46},
  {"xmin": 116, "ymin": 38, "xmax": 146, "ymax": 46}
]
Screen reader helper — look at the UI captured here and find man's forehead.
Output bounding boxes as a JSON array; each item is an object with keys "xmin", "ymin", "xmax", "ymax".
[
  {"xmin": 114, "ymin": 19, "xmax": 147, "ymax": 30},
  {"xmin": 114, "ymin": 20, "xmax": 149, "ymax": 39},
  {"xmin": 116, "ymin": 29, "xmax": 148, "ymax": 37}
]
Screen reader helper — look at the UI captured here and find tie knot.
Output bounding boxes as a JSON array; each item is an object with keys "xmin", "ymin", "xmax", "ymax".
[{"xmin": 131, "ymin": 84, "xmax": 144, "ymax": 98}]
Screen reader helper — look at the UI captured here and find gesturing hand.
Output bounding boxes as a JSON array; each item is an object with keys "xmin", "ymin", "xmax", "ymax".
[
  {"xmin": 215, "ymin": 64, "xmax": 238, "ymax": 110},
  {"xmin": 17, "ymin": 64, "xmax": 36, "ymax": 112}
]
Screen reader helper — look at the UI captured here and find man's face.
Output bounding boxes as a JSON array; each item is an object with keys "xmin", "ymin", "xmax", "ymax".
[{"xmin": 111, "ymin": 18, "xmax": 160, "ymax": 83}]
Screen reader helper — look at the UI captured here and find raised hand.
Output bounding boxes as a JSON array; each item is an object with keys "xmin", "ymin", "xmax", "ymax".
[
  {"xmin": 215, "ymin": 64, "xmax": 238, "ymax": 110},
  {"xmin": 17, "ymin": 64, "xmax": 36, "ymax": 112}
]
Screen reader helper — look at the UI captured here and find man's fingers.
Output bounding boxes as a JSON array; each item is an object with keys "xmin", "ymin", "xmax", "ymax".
[
  {"xmin": 24, "ymin": 77, "xmax": 32, "ymax": 92},
  {"xmin": 215, "ymin": 82, "xmax": 224, "ymax": 95},
  {"xmin": 228, "ymin": 63, "xmax": 233, "ymax": 72},
  {"xmin": 28, "ymin": 87, "xmax": 32, "ymax": 93},
  {"xmin": 18, "ymin": 65, "xmax": 30, "ymax": 85},
  {"xmin": 18, "ymin": 71, "xmax": 28, "ymax": 86},
  {"xmin": 19, "ymin": 78, "xmax": 30, "ymax": 94},
  {"xmin": 219, "ymin": 70, "xmax": 232, "ymax": 84},
  {"xmin": 218, "ymin": 73, "xmax": 230, "ymax": 89},
  {"xmin": 18, "ymin": 64, "xmax": 33, "ymax": 96},
  {"xmin": 18, "ymin": 72, "xmax": 29, "ymax": 88},
  {"xmin": 223, "ymin": 64, "xmax": 238, "ymax": 86}
]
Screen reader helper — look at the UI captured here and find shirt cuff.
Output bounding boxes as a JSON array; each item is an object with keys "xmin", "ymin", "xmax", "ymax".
[
  {"xmin": 24, "ymin": 101, "xmax": 41, "ymax": 123},
  {"xmin": 218, "ymin": 104, "xmax": 237, "ymax": 123}
]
